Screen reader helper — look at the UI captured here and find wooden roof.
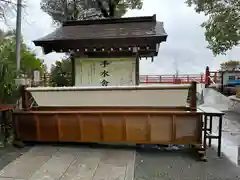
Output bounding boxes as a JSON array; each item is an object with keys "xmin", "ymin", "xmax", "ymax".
[{"xmin": 33, "ymin": 15, "xmax": 167, "ymax": 57}]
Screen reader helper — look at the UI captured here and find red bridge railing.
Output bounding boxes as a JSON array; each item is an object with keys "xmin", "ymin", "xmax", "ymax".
[
  {"xmin": 140, "ymin": 74, "xmax": 205, "ymax": 84},
  {"xmin": 140, "ymin": 68, "xmax": 220, "ymax": 84}
]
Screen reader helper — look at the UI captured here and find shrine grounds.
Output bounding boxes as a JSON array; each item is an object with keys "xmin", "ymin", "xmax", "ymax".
[{"xmin": 0, "ymin": 88, "xmax": 240, "ymax": 179}]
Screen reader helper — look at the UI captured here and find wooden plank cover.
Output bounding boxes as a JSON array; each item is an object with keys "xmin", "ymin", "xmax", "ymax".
[{"xmin": 14, "ymin": 110, "xmax": 202, "ymax": 145}]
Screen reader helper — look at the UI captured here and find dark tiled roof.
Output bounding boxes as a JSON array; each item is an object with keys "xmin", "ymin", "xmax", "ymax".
[{"xmin": 34, "ymin": 15, "xmax": 167, "ymax": 45}]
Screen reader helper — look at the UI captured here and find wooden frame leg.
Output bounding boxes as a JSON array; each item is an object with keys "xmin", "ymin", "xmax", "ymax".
[
  {"xmin": 12, "ymin": 115, "xmax": 24, "ymax": 148},
  {"xmin": 218, "ymin": 116, "xmax": 223, "ymax": 157},
  {"xmin": 192, "ymin": 144, "xmax": 207, "ymax": 162},
  {"xmin": 209, "ymin": 116, "xmax": 213, "ymax": 147},
  {"xmin": 203, "ymin": 115, "xmax": 207, "ymax": 151}
]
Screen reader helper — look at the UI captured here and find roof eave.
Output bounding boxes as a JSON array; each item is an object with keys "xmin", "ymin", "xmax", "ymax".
[{"xmin": 34, "ymin": 34, "xmax": 167, "ymax": 47}]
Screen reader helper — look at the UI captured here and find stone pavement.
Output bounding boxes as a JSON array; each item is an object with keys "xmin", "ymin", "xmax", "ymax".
[
  {"xmin": 201, "ymin": 87, "xmax": 240, "ymax": 164},
  {"xmin": 0, "ymin": 146, "xmax": 31, "ymax": 171},
  {"xmin": 0, "ymin": 145, "xmax": 240, "ymax": 180},
  {"xmin": 135, "ymin": 148, "xmax": 240, "ymax": 180},
  {"xmin": 221, "ymin": 111, "xmax": 240, "ymax": 145},
  {"xmin": 0, "ymin": 145, "xmax": 135, "ymax": 180}
]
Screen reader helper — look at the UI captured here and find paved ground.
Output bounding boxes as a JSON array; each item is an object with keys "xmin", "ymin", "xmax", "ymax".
[
  {"xmin": 0, "ymin": 145, "xmax": 135, "ymax": 180},
  {"xmin": 0, "ymin": 144, "xmax": 239, "ymax": 180},
  {"xmin": 221, "ymin": 111, "xmax": 240, "ymax": 145},
  {"xmin": 0, "ymin": 146, "xmax": 31, "ymax": 171},
  {"xmin": 135, "ymin": 148, "xmax": 240, "ymax": 180},
  {"xmin": 201, "ymin": 88, "xmax": 240, "ymax": 164}
]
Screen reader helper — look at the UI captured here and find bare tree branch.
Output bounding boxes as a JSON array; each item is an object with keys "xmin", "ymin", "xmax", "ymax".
[{"xmin": 0, "ymin": 0, "xmax": 26, "ymax": 24}]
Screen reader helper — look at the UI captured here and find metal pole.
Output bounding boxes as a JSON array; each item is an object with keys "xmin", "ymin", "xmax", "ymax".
[{"xmin": 15, "ymin": 0, "xmax": 22, "ymax": 73}]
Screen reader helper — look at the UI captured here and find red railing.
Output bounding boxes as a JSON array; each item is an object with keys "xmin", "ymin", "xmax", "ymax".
[
  {"xmin": 140, "ymin": 71, "xmax": 221, "ymax": 84},
  {"xmin": 140, "ymin": 74, "xmax": 205, "ymax": 84}
]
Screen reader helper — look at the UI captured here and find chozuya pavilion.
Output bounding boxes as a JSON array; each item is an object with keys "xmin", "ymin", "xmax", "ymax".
[
  {"xmin": 34, "ymin": 14, "xmax": 167, "ymax": 87},
  {"xmin": 13, "ymin": 14, "xmax": 205, "ymax": 161}
]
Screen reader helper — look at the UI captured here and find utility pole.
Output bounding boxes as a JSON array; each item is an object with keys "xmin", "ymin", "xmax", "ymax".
[
  {"xmin": 14, "ymin": 0, "xmax": 25, "ymax": 146},
  {"xmin": 15, "ymin": 0, "xmax": 22, "ymax": 74}
]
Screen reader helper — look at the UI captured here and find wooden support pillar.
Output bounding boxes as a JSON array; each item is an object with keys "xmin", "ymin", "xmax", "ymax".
[
  {"xmin": 70, "ymin": 54, "xmax": 75, "ymax": 86},
  {"xmin": 190, "ymin": 81, "xmax": 197, "ymax": 111},
  {"xmin": 135, "ymin": 53, "xmax": 140, "ymax": 85}
]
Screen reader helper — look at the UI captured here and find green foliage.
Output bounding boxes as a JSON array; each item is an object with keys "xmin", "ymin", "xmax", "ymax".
[
  {"xmin": 220, "ymin": 60, "xmax": 240, "ymax": 70},
  {"xmin": 40, "ymin": 0, "xmax": 143, "ymax": 23},
  {"xmin": 0, "ymin": 29, "xmax": 46, "ymax": 104},
  {"xmin": 21, "ymin": 50, "xmax": 45, "ymax": 78},
  {"xmin": 50, "ymin": 57, "xmax": 72, "ymax": 87},
  {"xmin": 0, "ymin": 63, "xmax": 17, "ymax": 104},
  {"xmin": 0, "ymin": 33, "xmax": 45, "ymax": 75},
  {"xmin": 186, "ymin": 0, "xmax": 240, "ymax": 55}
]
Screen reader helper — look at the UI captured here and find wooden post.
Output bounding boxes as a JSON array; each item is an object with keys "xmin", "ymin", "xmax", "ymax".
[{"xmin": 190, "ymin": 81, "xmax": 197, "ymax": 111}]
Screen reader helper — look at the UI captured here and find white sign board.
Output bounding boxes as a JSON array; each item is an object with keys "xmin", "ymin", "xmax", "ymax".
[{"xmin": 75, "ymin": 58, "xmax": 136, "ymax": 86}]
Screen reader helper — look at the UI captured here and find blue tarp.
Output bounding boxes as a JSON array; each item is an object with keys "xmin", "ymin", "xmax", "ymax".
[{"xmin": 227, "ymin": 80, "xmax": 240, "ymax": 86}]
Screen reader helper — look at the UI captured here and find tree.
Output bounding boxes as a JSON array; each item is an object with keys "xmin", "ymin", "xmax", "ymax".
[
  {"xmin": 0, "ymin": 29, "xmax": 47, "ymax": 103},
  {"xmin": 0, "ymin": 63, "xmax": 18, "ymax": 104},
  {"xmin": 21, "ymin": 50, "xmax": 45, "ymax": 78},
  {"xmin": 40, "ymin": 0, "xmax": 143, "ymax": 23},
  {"xmin": 0, "ymin": 32, "xmax": 45, "ymax": 77},
  {"xmin": 50, "ymin": 57, "xmax": 72, "ymax": 87},
  {"xmin": 0, "ymin": 0, "xmax": 27, "ymax": 23},
  {"xmin": 220, "ymin": 60, "xmax": 240, "ymax": 71},
  {"xmin": 0, "ymin": 29, "xmax": 14, "ymax": 40},
  {"xmin": 186, "ymin": 0, "xmax": 240, "ymax": 56},
  {"xmin": 0, "ymin": 0, "xmax": 16, "ymax": 21}
]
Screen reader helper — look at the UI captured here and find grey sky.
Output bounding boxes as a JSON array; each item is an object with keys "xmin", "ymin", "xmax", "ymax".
[{"xmin": 2, "ymin": 0, "xmax": 240, "ymax": 74}]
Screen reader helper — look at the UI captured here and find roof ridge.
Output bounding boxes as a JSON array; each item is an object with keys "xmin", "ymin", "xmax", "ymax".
[{"xmin": 63, "ymin": 14, "xmax": 156, "ymax": 27}]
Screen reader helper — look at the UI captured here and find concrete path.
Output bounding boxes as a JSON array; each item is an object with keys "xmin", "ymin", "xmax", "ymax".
[{"xmin": 0, "ymin": 146, "xmax": 135, "ymax": 180}]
